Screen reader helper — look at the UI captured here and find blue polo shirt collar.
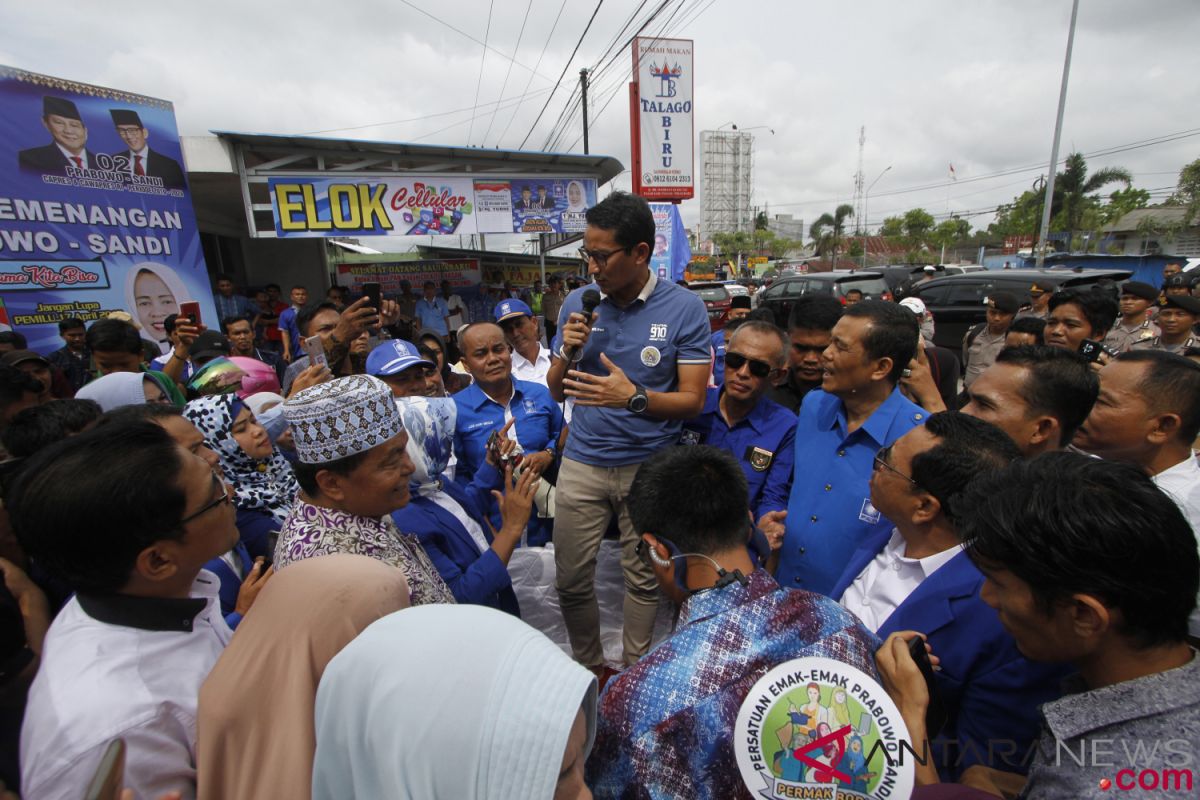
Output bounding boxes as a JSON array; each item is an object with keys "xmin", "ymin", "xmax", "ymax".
[
  {"xmin": 817, "ymin": 386, "xmax": 916, "ymax": 446},
  {"xmin": 599, "ymin": 268, "xmax": 657, "ymax": 307},
  {"xmin": 462, "ymin": 380, "xmax": 522, "ymax": 412},
  {"xmin": 714, "ymin": 387, "xmax": 775, "ymax": 436}
]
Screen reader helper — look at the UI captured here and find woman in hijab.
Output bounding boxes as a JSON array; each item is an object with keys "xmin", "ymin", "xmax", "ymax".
[
  {"xmin": 183, "ymin": 394, "xmax": 300, "ymax": 548},
  {"xmin": 75, "ymin": 371, "xmax": 174, "ymax": 412},
  {"xmin": 197, "ymin": 554, "xmax": 410, "ymax": 800},
  {"xmin": 312, "ymin": 604, "xmax": 595, "ymax": 800},
  {"xmin": 390, "ymin": 396, "xmax": 535, "ymax": 614}
]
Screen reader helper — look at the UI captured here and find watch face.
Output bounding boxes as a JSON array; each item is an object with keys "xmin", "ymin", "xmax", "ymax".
[{"xmin": 629, "ymin": 390, "xmax": 649, "ymax": 413}]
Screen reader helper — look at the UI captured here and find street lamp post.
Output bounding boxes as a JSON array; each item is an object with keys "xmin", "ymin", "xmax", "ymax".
[{"xmin": 862, "ymin": 165, "xmax": 893, "ymax": 269}]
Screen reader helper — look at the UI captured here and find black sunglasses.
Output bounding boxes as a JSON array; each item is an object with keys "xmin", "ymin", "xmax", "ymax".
[{"xmin": 725, "ymin": 351, "xmax": 774, "ymax": 378}]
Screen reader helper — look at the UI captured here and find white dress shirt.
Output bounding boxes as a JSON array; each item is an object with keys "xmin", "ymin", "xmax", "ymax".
[
  {"xmin": 511, "ymin": 344, "xmax": 552, "ymax": 386},
  {"xmin": 128, "ymin": 145, "xmax": 150, "ymax": 177},
  {"xmin": 21, "ymin": 571, "xmax": 231, "ymax": 800},
  {"xmin": 56, "ymin": 143, "xmax": 87, "ymax": 168},
  {"xmin": 838, "ymin": 528, "xmax": 962, "ymax": 633},
  {"xmin": 1152, "ymin": 455, "xmax": 1200, "ymax": 635}
]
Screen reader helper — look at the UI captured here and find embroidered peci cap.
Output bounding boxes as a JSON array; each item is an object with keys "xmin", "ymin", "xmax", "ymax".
[{"xmin": 283, "ymin": 375, "xmax": 405, "ymax": 464}]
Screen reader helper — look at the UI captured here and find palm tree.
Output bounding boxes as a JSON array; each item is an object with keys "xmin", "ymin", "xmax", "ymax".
[
  {"xmin": 1052, "ymin": 152, "xmax": 1131, "ymax": 250},
  {"xmin": 809, "ymin": 204, "xmax": 855, "ymax": 263}
]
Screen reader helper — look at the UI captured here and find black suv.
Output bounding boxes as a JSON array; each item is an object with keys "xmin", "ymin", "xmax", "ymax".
[
  {"xmin": 910, "ymin": 268, "xmax": 1132, "ymax": 350},
  {"xmin": 757, "ymin": 270, "xmax": 890, "ymax": 326}
]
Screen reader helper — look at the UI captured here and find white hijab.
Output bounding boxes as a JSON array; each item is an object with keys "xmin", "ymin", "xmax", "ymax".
[
  {"xmin": 75, "ymin": 371, "xmax": 154, "ymax": 412},
  {"xmin": 312, "ymin": 605, "xmax": 597, "ymax": 800}
]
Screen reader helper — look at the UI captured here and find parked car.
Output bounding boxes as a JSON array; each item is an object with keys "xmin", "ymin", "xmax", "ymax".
[
  {"xmin": 756, "ymin": 270, "xmax": 891, "ymax": 327},
  {"xmin": 688, "ymin": 281, "xmax": 732, "ymax": 331},
  {"xmin": 910, "ymin": 268, "xmax": 1132, "ymax": 350}
]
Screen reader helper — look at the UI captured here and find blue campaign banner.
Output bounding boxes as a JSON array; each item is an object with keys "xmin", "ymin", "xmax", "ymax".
[
  {"xmin": 509, "ymin": 177, "xmax": 597, "ymax": 234},
  {"xmin": 649, "ymin": 203, "xmax": 691, "ymax": 283},
  {"xmin": 0, "ymin": 66, "xmax": 212, "ymax": 354}
]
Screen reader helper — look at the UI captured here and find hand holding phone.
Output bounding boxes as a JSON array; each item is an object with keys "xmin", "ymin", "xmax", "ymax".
[
  {"xmin": 179, "ymin": 301, "xmax": 202, "ymax": 327},
  {"xmin": 907, "ymin": 635, "xmax": 948, "ymax": 738},
  {"xmin": 363, "ymin": 282, "xmax": 382, "ymax": 314},
  {"xmin": 302, "ymin": 334, "xmax": 328, "ymax": 369}
]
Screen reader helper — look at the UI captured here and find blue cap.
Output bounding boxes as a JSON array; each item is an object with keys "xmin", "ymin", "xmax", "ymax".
[
  {"xmin": 366, "ymin": 339, "xmax": 434, "ymax": 377},
  {"xmin": 495, "ymin": 298, "xmax": 533, "ymax": 323}
]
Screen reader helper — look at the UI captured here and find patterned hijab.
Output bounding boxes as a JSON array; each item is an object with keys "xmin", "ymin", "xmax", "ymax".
[
  {"xmin": 184, "ymin": 394, "xmax": 300, "ymax": 523},
  {"xmin": 395, "ymin": 395, "xmax": 457, "ymax": 498}
]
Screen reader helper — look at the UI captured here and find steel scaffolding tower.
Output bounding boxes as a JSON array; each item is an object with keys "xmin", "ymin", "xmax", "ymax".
[{"xmin": 700, "ymin": 130, "xmax": 754, "ymax": 237}]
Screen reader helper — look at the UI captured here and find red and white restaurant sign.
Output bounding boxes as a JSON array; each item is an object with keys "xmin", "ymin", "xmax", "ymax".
[{"xmin": 629, "ymin": 37, "xmax": 694, "ymax": 202}]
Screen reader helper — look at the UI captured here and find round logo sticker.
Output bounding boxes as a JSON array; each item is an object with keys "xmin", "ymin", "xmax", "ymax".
[
  {"xmin": 734, "ymin": 657, "xmax": 914, "ymax": 800},
  {"xmin": 640, "ymin": 346, "xmax": 661, "ymax": 367}
]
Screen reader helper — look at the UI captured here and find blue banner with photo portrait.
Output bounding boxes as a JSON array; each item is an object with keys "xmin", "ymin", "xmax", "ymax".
[
  {"xmin": 0, "ymin": 65, "xmax": 213, "ymax": 355},
  {"xmin": 649, "ymin": 203, "xmax": 691, "ymax": 283},
  {"xmin": 508, "ymin": 177, "xmax": 597, "ymax": 234}
]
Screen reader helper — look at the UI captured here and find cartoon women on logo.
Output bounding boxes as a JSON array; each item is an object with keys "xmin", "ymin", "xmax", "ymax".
[
  {"xmin": 836, "ymin": 735, "xmax": 877, "ymax": 794},
  {"xmin": 829, "ymin": 687, "xmax": 852, "ymax": 727}
]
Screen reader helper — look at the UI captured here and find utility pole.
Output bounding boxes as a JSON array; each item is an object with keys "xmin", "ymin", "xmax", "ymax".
[
  {"xmin": 580, "ymin": 68, "xmax": 590, "ymax": 154},
  {"xmin": 1036, "ymin": 0, "xmax": 1080, "ymax": 267}
]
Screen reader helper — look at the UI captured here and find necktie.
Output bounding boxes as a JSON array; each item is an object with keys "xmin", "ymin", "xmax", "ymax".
[
  {"xmin": 70, "ymin": 156, "xmax": 82, "ymax": 168},
  {"xmin": 134, "ymin": 155, "xmax": 145, "ymax": 176}
]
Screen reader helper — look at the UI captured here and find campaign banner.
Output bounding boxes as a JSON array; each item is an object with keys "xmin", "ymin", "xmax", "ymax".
[
  {"xmin": 335, "ymin": 259, "xmax": 482, "ymax": 297},
  {"xmin": 631, "ymin": 37, "xmax": 694, "ymax": 201},
  {"xmin": 650, "ymin": 203, "xmax": 691, "ymax": 283},
  {"xmin": 498, "ymin": 177, "xmax": 597, "ymax": 234},
  {"xmin": 268, "ymin": 176, "xmax": 599, "ymax": 238},
  {"xmin": 0, "ymin": 66, "xmax": 213, "ymax": 354}
]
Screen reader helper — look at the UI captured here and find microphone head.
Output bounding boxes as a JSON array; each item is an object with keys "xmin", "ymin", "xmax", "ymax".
[{"xmin": 581, "ymin": 289, "xmax": 602, "ymax": 315}]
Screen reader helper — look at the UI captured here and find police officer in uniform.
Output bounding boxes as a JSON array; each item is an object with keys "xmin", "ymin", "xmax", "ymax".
[
  {"xmin": 963, "ymin": 291, "xmax": 1020, "ymax": 388},
  {"xmin": 1104, "ymin": 281, "xmax": 1160, "ymax": 353},
  {"xmin": 1132, "ymin": 294, "xmax": 1200, "ymax": 355},
  {"xmin": 1016, "ymin": 280, "xmax": 1054, "ymax": 320}
]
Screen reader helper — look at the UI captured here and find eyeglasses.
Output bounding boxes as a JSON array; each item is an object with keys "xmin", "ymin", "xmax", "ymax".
[
  {"xmin": 578, "ymin": 246, "xmax": 631, "ymax": 268},
  {"xmin": 724, "ymin": 351, "xmax": 774, "ymax": 378},
  {"xmin": 872, "ymin": 445, "xmax": 919, "ymax": 487},
  {"xmin": 180, "ymin": 470, "xmax": 232, "ymax": 525}
]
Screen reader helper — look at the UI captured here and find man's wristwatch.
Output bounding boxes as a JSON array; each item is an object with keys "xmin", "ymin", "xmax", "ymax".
[{"xmin": 627, "ymin": 385, "xmax": 649, "ymax": 414}]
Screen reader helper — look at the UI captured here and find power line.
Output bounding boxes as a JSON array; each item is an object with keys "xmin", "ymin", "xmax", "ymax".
[
  {"xmin": 481, "ymin": 0, "xmax": 534, "ymax": 147},
  {"xmin": 519, "ymin": 0, "xmax": 608, "ymax": 150},
  {"xmin": 397, "ymin": 0, "xmax": 555, "ymax": 84},
  {"xmin": 293, "ymin": 86, "xmax": 556, "ymax": 136},
  {"xmin": 466, "ymin": 0, "xmax": 496, "ymax": 146},
  {"xmin": 495, "ymin": 0, "xmax": 569, "ymax": 148},
  {"xmin": 768, "ymin": 126, "xmax": 1200, "ymax": 210}
]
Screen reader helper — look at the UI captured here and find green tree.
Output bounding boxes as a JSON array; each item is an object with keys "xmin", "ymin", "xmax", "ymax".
[
  {"xmin": 930, "ymin": 217, "xmax": 970, "ymax": 249},
  {"xmin": 754, "ymin": 210, "xmax": 769, "ymax": 230},
  {"xmin": 1169, "ymin": 157, "xmax": 1200, "ymax": 225},
  {"xmin": 879, "ymin": 216, "xmax": 904, "ymax": 238},
  {"xmin": 809, "ymin": 204, "xmax": 855, "ymax": 261},
  {"xmin": 1053, "ymin": 152, "xmax": 1131, "ymax": 246},
  {"xmin": 901, "ymin": 208, "xmax": 935, "ymax": 245},
  {"xmin": 710, "ymin": 230, "xmax": 754, "ymax": 264},
  {"xmin": 1098, "ymin": 187, "xmax": 1151, "ymax": 225}
]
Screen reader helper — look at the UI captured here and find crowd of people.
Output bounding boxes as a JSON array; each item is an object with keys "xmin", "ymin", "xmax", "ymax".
[{"xmin": 0, "ymin": 191, "xmax": 1199, "ymax": 799}]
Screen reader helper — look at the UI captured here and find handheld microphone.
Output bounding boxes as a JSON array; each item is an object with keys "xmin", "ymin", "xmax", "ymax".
[{"xmin": 561, "ymin": 289, "xmax": 602, "ymax": 363}]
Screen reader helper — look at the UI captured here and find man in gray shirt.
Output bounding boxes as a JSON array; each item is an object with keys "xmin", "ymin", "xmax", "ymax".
[{"xmin": 877, "ymin": 452, "xmax": 1199, "ymax": 796}]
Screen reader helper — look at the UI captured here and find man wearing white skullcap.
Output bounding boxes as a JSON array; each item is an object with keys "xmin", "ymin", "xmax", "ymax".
[{"xmin": 272, "ymin": 375, "xmax": 455, "ymax": 605}]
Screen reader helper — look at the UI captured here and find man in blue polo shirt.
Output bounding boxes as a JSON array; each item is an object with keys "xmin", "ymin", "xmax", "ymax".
[
  {"xmin": 548, "ymin": 192, "xmax": 710, "ymax": 671},
  {"xmin": 415, "ymin": 281, "xmax": 451, "ymax": 339},
  {"xmin": 763, "ymin": 300, "xmax": 927, "ymax": 597},
  {"xmin": 681, "ymin": 320, "xmax": 795, "ymax": 519},
  {"xmin": 453, "ymin": 322, "xmax": 563, "ymax": 546}
]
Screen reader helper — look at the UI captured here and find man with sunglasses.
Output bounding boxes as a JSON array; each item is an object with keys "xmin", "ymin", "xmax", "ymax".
[
  {"xmin": 12, "ymin": 420, "xmax": 239, "ymax": 800},
  {"xmin": 680, "ymin": 321, "xmax": 796, "ymax": 520},
  {"xmin": 548, "ymin": 192, "xmax": 711, "ymax": 673},
  {"xmin": 831, "ymin": 412, "xmax": 1067, "ymax": 780}
]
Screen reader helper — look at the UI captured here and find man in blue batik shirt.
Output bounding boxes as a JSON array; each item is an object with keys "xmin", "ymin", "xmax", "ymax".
[
  {"xmin": 681, "ymin": 320, "xmax": 796, "ymax": 519},
  {"xmin": 415, "ymin": 281, "xmax": 451, "ymax": 338},
  {"xmin": 548, "ymin": 191, "xmax": 710, "ymax": 671},
  {"xmin": 587, "ymin": 445, "xmax": 878, "ymax": 799},
  {"xmin": 762, "ymin": 300, "xmax": 927, "ymax": 597}
]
